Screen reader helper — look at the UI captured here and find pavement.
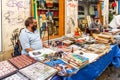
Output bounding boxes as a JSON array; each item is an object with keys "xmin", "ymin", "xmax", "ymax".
[{"xmin": 97, "ymin": 65, "xmax": 120, "ymax": 80}]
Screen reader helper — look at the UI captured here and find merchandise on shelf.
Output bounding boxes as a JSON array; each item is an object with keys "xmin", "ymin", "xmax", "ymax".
[
  {"xmin": 19, "ymin": 62, "xmax": 57, "ymax": 80},
  {"xmin": 38, "ymin": 0, "xmax": 45, "ymax": 9},
  {"xmin": 9, "ymin": 55, "xmax": 36, "ymax": 69},
  {"xmin": 46, "ymin": 0, "xmax": 54, "ymax": 8},
  {"xmin": 0, "ymin": 61, "xmax": 17, "ymax": 79}
]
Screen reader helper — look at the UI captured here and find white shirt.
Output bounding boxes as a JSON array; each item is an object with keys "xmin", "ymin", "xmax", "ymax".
[{"xmin": 109, "ymin": 15, "xmax": 120, "ymax": 29}]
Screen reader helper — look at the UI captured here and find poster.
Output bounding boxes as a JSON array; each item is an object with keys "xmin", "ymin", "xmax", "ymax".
[
  {"xmin": 2, "ymin": 0, "xmax": 30, "ymax": 51},
  {"xmin": 103, "ymin": 0, "xmax": 109, "ymax": 26},
  {"xmin": 65, "ymin": 0, "xmax": 78, "ymax": 34}
]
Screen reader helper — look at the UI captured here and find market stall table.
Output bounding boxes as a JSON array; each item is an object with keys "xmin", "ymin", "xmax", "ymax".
[{"xmin": 51, "ymin": 44, "xmax": 120, "ymax": 80}]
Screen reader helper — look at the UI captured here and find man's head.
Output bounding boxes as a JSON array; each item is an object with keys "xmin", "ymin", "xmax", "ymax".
[{"xmin": 25, "ymin": 17, "xmax": 37, "ymax": 32}]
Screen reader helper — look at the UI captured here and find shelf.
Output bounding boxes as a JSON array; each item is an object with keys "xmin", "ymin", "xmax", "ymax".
[
  {"xmin": 32, "ymin": 0, "xmax": 64, "ymax": 39},
  {"xmin": 37, "ymin": 8, "xmax": 59, "ymax": 11},
  {"xmin": 78, "ymin": 11, "xmax": 84, "ymax": 12}
]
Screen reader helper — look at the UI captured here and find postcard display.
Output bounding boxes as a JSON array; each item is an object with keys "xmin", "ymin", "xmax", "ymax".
[
  {"xmin": 19, "ymin": 62, "xmax": 57, "ymax": 80},
  {"xmin": 1, "ymin": 34, "xmax": 113, "ymax": 79},
  {"xmin": 0, "ymin": 61, "xmax": 17, "ymax": 79},
  {"xmin": 2, "ymin": 72, "xmax": 29, "ymax": 80},
  {"xmin": 1, "ymin": 56, "xmax": 57, "ymax": 80},
  {"xmin": 9, "ymin": 55, "xmax": 36, "ymax": 69},
  {"xmin": 29, "ymin": 49, "xmax": 89, "ymax": 76}
]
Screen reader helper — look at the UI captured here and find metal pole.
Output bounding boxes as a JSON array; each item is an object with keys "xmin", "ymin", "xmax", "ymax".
[{"xmin": 118, "ymin": 0, "xmax": 120, "ymax": 14}]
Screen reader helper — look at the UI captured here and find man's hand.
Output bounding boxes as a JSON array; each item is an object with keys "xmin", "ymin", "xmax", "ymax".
[
  {"xmin": 26, "ymin": 48, "xmax": 34, "ymax": 53},
  {"xmin": 112, "ymin": 31, "xmax": 117, "ymax": 35},
  {"xmin": 96, "ymin": 28, "xmax": 99, "ymax": 31},
  {"xmin": 96, "ymin": 28, "xmax": 100, "ymax": 33},
  {"xmin": 43, "ymin": 43, "xmax": 50, "ymax": 48}
]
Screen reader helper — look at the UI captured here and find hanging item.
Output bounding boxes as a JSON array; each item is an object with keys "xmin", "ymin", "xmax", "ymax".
[
  {"xmin": 38, "ymin": 0, "xmax": 45, "ymax": 9},
  {"xmin": 46, "ymin": 10, "xmax": 53, "ymax": 20},
  {"xmin": 112, "ymin": 1, "xmax": 117, "ymax": 9}
]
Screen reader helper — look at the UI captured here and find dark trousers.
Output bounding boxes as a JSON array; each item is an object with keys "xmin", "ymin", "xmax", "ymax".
[{"xmin": 118, "ymin": 44, "xmax": 120, "ymax": 48}]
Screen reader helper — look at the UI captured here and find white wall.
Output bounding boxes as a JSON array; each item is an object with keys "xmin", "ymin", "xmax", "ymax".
[
  {"xmin": 0, "ymin": 0, "xmax": 2, "ymax": 52},
  {"xmin": 1, "ymin": 0, "xmax": 30, "ymax": 51}
]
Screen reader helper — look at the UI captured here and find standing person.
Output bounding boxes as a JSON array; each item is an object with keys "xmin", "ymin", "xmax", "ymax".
[
  {"xmin": 109, "ymin": 15, "xmax": 120, "ymax": 48},
  {"xmin": 19, "ymin": 17, "xmax": 49, "ymax": 55}
]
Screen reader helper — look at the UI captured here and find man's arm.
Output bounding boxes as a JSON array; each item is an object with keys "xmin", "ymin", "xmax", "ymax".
[
  {"xmin": 112, "ymin": 29, "xmax": 120, "ymax": 35},
  {"xmin": 41, "ymin": 40, "xmax": 50, "ymax": 48},
  {"xmin": 25, "ymin": 48, "xmax": 34, "ymax": 53}
]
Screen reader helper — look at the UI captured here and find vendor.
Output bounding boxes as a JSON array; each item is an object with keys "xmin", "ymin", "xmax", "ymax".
[
  {"xmin": 89, "ymin": 18, "xmax": 103, "ymax": 34},
  {"xmin": 19, "ymin": 17, "xmax": 49, "ymax": 55}
]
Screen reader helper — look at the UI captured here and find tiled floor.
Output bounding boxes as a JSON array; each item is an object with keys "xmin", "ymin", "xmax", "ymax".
[{"xmin": 97, "ymin": 65, "xmax": 120, "ymax": 80}]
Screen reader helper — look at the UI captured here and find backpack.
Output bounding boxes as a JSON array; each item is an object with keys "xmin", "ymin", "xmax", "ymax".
[
  {"xmin": 13, "ymin": 40, "xmax": 22, "ymax": 57},
  {"xmin": 12, "ymin": 28, "xmax": 24, "ymax": 57}
]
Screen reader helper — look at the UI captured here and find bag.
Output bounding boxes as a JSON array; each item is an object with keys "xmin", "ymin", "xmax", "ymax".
[
  {"xmin": 13, "ymin": 40, "xmax": 21, "ymax": 57},
  {"xmin": 13, "ymin": 28, "xmax": 24, "ymax": 57}
]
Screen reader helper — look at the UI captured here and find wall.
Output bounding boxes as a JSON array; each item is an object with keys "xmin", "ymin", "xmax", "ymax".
[
  {"xmin": 0, "ymin": 0, "xmax": 2, "ymax": 52},
  {"xmin": 0, "ymin": 0, "xmax": 30, "ymax": 61}
]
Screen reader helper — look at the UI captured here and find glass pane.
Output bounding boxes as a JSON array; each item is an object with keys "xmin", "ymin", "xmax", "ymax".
[{"xmin": 37, "ymin": 0, "xmax": 59, "ymax": 38}]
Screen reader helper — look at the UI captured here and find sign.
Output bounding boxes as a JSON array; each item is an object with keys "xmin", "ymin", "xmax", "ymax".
[
  {"xmin": 103, "ymin": 0, "xmax": 109, "ymax": 26},
  {"xmin": 65, "ymin": 0, "xmax": 78, "ymax": 34}
]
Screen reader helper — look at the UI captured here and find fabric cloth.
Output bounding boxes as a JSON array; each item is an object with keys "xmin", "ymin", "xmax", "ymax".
[
  {"xmin": 51, "ymin": 44, "xmax": 120, "ymax": 80},
  {"xmin": 19, "ymin": 28, "xmax": 43, "ymax": 54},
  {"xmin": 112, "ymin": 45, "xmax": 120, "ymax": 68}
]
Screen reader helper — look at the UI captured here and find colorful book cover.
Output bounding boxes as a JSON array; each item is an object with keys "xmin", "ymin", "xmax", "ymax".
[
  {"xmin": 45, "ymin": 59, "xmax": 78, "ymax": 76},
  {"xmin": 62, "ymin": 53, "xmax": 89, "ymax": 68}
]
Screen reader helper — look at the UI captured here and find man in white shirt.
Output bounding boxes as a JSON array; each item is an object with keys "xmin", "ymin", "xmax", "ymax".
[
  {"xmin": 19, "ymin": 17, "xmax": 49, "ymax": 54},
  {"xmin": 109, "ymin": 15, "xmax": 120, "ymax": 47}
]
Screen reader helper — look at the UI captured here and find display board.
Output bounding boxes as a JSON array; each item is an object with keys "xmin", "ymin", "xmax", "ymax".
[
  {"xmin": 65, "ymin": 0, "xmax": 78, "ymax": 34},
  {"xmin": 0, "ymin": 0, "xmax": 2, "ymax": 52},
  {"xmin": 2, "ymin": 0, "xmax": 30, "ymax": 51},
  {"xmin": 103, "ymin": 0, "xmax": 109, "ymax": 26}
]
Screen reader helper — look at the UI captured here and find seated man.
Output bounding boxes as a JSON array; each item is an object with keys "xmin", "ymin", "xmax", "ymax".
[
  {"xmin": 19, "ymin": 17, "xmax": 49, "ymax": 55},
  {"xmin": 89, "ymin": 18, "xmax": 103, "ymax": 34}
]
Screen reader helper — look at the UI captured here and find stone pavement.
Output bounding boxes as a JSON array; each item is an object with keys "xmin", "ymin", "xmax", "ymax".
[{"xmin": 97, "ymin": 65, "xmax": 120, "ymax": 80}]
